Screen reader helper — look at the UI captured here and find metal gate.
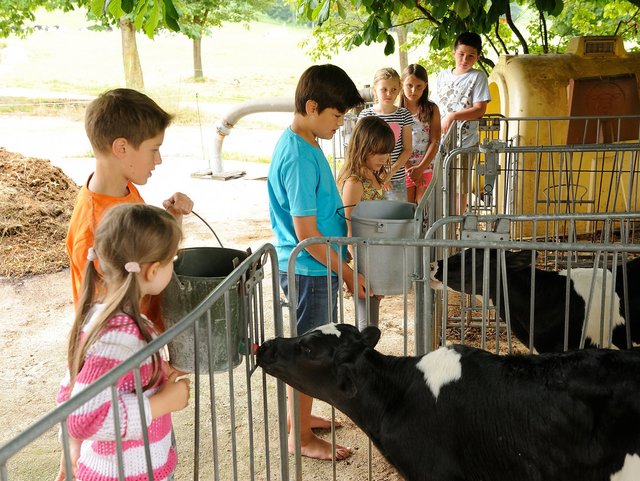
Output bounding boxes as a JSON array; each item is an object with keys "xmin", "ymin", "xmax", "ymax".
[
  {"xmin": 0, "ymin": 244, "xmax": 290, "ymax": 481},
  {"xmin": 285, "ymin": 233, "xmax": 640, "ymax": 480}
]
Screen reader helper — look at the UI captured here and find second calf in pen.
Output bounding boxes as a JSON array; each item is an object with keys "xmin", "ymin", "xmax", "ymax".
[
  {"xmin": 430, "ymin": 250, "xmax": 640, "ymax": 352},
  {"xmin": 257, "ymin": 323, "xmax": 640, "ymax": 481}
]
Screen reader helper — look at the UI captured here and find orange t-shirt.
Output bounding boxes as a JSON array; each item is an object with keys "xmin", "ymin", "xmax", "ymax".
[{"xmin": 65, "ymin": 176, "xmax": 164, "ymax": 329}]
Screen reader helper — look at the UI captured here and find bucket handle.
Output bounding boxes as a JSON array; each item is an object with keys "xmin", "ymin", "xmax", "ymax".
[
  {"xmin": 336, "ymin": 204, "xmax": 357, "ymax": 222},
  {"xmin": 165, "ymin": 202, "xmax": 224, "ymax": 248},
  {"xmin": 192, "ymin": 210, "xmax": 224, "ymax": 248}
]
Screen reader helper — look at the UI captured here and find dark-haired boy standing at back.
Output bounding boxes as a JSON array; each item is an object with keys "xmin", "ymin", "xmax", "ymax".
[
  {"xmin": 267, "ymin": 64, "xmax": 370, "ymax": 461},
  {"xmin": 434, "ymin": 32, "xmax": 491, "ymax": 213}
]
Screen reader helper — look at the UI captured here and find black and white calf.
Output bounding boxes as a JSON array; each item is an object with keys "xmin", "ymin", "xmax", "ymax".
[
  {"xmin": 257, "ymin": 323, "xmax": 640, "ymax": 481},
  {"xmin": 430, "ymin": 250, "xmax": 640, "ymax": 352}
]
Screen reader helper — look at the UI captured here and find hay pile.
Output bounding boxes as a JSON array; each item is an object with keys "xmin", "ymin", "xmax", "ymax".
[{"xmin": 0, "ymin": 147, "xmax": 79, "ymax": 277}]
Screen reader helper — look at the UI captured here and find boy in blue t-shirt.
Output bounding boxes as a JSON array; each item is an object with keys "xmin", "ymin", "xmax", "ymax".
[{"xmin": 267, "ymin": 64, "xmax": 367, "ymax": 461}]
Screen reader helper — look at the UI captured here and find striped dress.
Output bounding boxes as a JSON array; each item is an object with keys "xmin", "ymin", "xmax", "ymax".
[
  {"xmin": 57, "ymin": 307, "xmax": 175, "ymax": 481},
  {"xmin": 358, "ymin": 106, "xmax": 414, "ymax": 182}
]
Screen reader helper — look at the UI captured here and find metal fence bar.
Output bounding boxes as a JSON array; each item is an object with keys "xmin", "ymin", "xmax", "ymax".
[
  {"xmin": 285, "ymin": 232, "xmax": 640, "ymax": 481},
  {"xmin": 0, "ymin": 244, "xmax": 287, "ymax": 481}
]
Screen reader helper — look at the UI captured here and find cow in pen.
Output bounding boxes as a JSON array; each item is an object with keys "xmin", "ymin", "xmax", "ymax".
[
  {"xmin": 430, "ymin": 250, "xmax": 640, "ymax": 352},
  {"xmin": 257, "ymin": 323, "xmax": 640, "ymax": 481}
]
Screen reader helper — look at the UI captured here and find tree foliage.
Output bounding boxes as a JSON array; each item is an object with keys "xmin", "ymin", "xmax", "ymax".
[{"xmin": 295, "ymin": 0, "xmax": 640, "ymax": 73}]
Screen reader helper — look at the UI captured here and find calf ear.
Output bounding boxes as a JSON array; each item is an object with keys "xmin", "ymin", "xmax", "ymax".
[
  {"xmin": 336, "ymin": 365, "xmax": 358, "ymax": 398},
  {"xmin": 361, "ymin": 326, "xmax": 381, "ymax": 348}
]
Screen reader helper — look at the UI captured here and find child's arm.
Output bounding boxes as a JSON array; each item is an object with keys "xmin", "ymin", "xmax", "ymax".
[
  {"xmin": 55, "ymin": 372, "xmax": 82, "ymax": 481},
  {"xmin": 385, "ymin": 124, "xmax": 413, "ymax": 181},
  {"xmin": 340, "ymin": 178, "xmax": 365, "ymax": 238},
  {"xmin": 148, "ymin": 370, "xmax": 190, "ymax": 419},
  {"xmin": 66, "ymin": 324, "xmax": 185, "ymax": 441},
  {"xmin": 408, "ymin": 105, "xmax": 442, "ymax": 184},
  {"xmin": 54, "ymin": 437, "xmax": 81, "ymax": 481},
  {"xmin": 293, "ymin": 216, "xmax": 369, "ymax": 299},
  {"xmin": 441, "ymin": 100, "xmax": 488, "ymax": 134}
]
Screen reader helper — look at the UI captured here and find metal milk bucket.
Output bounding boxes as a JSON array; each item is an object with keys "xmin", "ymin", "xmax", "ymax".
[{"xmin": 351, "ymin": 200, "xmax": 418, "ymax": 295}]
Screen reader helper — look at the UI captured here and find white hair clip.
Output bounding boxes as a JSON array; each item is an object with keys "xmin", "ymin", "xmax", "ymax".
[{"xmin": 124, "ymin": 262, "xmax": 141, "ymax": 273}]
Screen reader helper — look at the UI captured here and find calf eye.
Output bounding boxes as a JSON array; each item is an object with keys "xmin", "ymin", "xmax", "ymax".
[{"xmin": 297, "ymin": 344, "xmax": 312, "ymax": 357}]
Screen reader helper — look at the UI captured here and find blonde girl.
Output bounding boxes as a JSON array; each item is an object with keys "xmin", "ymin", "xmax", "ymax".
[
  {"xmin": 337, "ymin": 116, "xmax": 396, "ymax": 330},
  {"xmin": 358, "ymin": 67, "xmax": 413, "ymax": 202},
  {"xmin": 57, "ymin": 203, "xmax": 190, "ymax": 481},
  {"xmin": 400, "ymin": 63, "xmax": 442, "ymax": 204}
]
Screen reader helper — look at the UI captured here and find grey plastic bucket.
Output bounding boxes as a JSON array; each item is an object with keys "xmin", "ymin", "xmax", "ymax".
[
  {"xmin": 351, "ymin": 200, "xmax": 417, "ymax": 295},
  {"xmin": 161, "ymin": 247, "xmax": 248, "ymax": 373}
]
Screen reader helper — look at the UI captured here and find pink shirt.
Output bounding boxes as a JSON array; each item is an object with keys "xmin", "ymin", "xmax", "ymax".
[{"xmin": 57, "ymin": 308, "xmax": 175, "ymax": 481}]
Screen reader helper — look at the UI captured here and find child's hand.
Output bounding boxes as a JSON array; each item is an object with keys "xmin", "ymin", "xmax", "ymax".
[
  {"xmin": 166, "ymin": 364, "xmax": 188, "ymax": 378},
  {"xmin": 345, "ymin": 272, "xmax": 373, "ymax": 300},
  {"xmin": 163, "ymin": 192, "xmax": 194, "ymax": 216},
  {"xmin": 382, "ymin": 181, "xmax": 393, "ymax": 192},
  {"xmin": 441, "ymin": 114, "xmax": 453, "ymax": 134},
  {"xmin": 54, "ymin": 437, "xmax": 81, "ymax": 481},
  {"xmin": 149, "ymin": 371, "xmax": 191, "ymax": 418},
  {"xmin": 408, "ymin": 166, "xmax": 425, "ymax": 187}
]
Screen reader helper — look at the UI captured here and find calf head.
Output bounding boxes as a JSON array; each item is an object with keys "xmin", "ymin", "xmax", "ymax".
[
  {"xmin": 257, "ymin": 324, "xmax": 381, "ymax": 405},
  {"xmin": 430, "ymin": 249, "xmax": 532, "ymax": 296}
]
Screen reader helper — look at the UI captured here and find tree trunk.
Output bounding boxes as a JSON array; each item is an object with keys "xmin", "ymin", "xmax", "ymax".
[
  {"xmin": 120, "ymin": 17, "xmax": 144, "ymax": 89},
  {"xmin": 396, "ymin": 26, "xmax": 408, "ymax": 74},
  {"xmin": 193, "ymin": 36, "xmax": 204, "ymax": 81}
]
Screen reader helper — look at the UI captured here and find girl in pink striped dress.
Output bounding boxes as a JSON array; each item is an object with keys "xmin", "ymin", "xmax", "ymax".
[{"xmin": 57, "ymin": 204, "xmax": 190, "ymax": 481}]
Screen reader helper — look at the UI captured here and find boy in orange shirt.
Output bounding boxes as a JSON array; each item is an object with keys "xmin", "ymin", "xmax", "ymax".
[
  {"xmin": 66, "ymin": 88, "xmax": 193, "ymax": 308},
  {"xmin": 57, "ymin": 87, "xmax": 193, "ymax": 481}
]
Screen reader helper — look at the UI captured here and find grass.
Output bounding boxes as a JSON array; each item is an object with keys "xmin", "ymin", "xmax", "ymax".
[
  {"xmin": 0, "ymin": 8, "xmax": 406, "ymax": 117},
  {"xmin": 0, "ymin": 9, "xmax": 416, "ymax": 166},
  {"xmin": 221, "ymin": 150, "xmax": 272, "ymax": 163}
]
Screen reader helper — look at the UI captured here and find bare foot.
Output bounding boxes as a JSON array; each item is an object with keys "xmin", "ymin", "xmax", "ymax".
[
  {"xmin": 288, "ymin": 414, "xmax": 342, "ymax": 432},
  {"xmin": 289, "ymin": 432, "xmax": 352, "ymax": 461}
]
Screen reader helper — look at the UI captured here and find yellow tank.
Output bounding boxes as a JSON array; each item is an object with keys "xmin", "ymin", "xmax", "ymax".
[
  {"xmin": 488, "ymin": 36, "xmax": 640, "ymax": 120},
  {"xmin": 484, "ymin": 36, "xmax": 640, "ymax": 233}
]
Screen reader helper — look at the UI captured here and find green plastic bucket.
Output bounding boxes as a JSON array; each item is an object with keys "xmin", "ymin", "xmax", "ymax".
[{"xmin": 161, "ymin": 246, "xmax": 248, "ymax": 373}]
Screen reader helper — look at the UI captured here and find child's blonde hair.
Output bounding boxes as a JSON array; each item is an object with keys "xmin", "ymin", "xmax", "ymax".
[
  {"xmin": 371, "ymin": 67, "xmax": 401, "ymax": 100},
  {"xmin": 338, "ymin": 116, "xmax": 396, "ymax": 189},
  {"xmin": 68, "ymin": 203, "xmax": 182, "ymax": 390}
]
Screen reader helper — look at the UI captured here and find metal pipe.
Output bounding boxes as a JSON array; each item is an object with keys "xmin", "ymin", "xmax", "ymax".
[
  {"xmin": 210, "ymin": 97, "xmax": 294, "ymax": 176},
  {"xmin": 205, "ymin": 87, "xmax": 373, "ymax": 176}
]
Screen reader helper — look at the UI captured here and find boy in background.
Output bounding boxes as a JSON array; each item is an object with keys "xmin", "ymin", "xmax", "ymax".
[
  {"xmin": 57, "ymin": 87, "xmax": 193, "ymax": 481},
  {"xmin": 267, "ymin": 64, "xmax": 369, "ymax": 461},
  {"xmin": 434, "ymin": 32, "xmax": 491, "ymax": 212}
]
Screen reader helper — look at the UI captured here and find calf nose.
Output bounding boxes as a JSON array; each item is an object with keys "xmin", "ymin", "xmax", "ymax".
[{"xmin": 256, "ymin": 341, "xmax": 277, "ymax": 366}]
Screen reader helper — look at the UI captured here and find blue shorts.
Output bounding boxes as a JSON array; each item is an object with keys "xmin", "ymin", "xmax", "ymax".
[{"xmin": 279, "ymin": 272, "xmax": 339, "ymax": 335}]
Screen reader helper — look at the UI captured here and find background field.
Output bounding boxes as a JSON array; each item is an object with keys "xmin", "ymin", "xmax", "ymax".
[
  {"xmin": 0, "ymin": 8, "xmax": 426, "ymax": 164},
  {"xmin": 0, "ymin": 9, "xmax": 416, "ymax": 113}
]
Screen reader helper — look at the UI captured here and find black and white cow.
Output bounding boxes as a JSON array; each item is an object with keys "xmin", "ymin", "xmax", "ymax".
[
  {"xmin": 257, "ymin": 323, "xmax": 640, "ymax": 481},
  {"xmin": 430, "ymin": 250, "xmax": 640, "ymax": 352}
]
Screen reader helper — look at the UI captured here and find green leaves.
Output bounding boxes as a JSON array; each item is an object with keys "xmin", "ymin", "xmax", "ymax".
[
  {"xmin": 383, "ymin": 32, "xmax": 395, "ymax": 54},
  {"xmin": 454, "ymin": 0, "xmax": 470, "ymax": 18},
  {"xmin": 86, "ymin": 0, "xmax": 181, "ymax": 36},
  {"xmin": 163, "ymin": 0, "xmax": 180, "ymax": 30},
  {"xmin": 536, "ymin": 0, "xmax": 564, "ymax": 16}
]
